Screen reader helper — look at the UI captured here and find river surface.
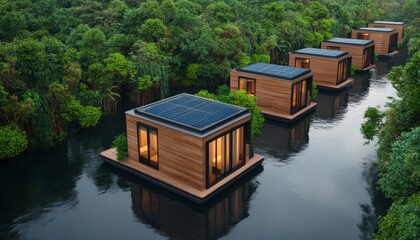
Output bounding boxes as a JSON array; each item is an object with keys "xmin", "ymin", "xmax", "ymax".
[{"xmin": 0, "ymin": 48, "xmax": 409, "ymax": 240}]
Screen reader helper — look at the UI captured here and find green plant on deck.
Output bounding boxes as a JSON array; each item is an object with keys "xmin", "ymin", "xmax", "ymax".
[
  {"xmin": 0, "ymin": 125, "xmax": 28, "ymax": 159},
  {"xmin": 112, "ymin": 133, "xmax": 128, "ymax": 161},
  {"xmin": 350, "ymin": 63, "xmax": 356, "ymax": 76},
  {"xmin": 374, "ymin": 52, "xmax": 379, "ymax": 62},
  {"xmin": 312, "ymin": 81, "xmax": 318, "ymax": 99}
]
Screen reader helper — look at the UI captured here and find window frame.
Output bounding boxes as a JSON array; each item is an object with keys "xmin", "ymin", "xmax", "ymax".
[
  {"xmin": 137, "ymin": 122, "xmax": 159, "ymax": 170},
  {"xmin": 290, "ymin": 76, "xmax": 312, "ymax": 115},
  {"xmin": 327, "ymin": 46, "xmax": 340, "ymax": 51},
  {"xmin": 295, "ymin": 58, "xmax": 311, "ymax": 69},
  {"xmin": 238, "ymin": 76, "xmax": 256, "ymax": 95},
  {"xmin": 205, "ymin": 123, "xmax": 250, "ymax": 188}
]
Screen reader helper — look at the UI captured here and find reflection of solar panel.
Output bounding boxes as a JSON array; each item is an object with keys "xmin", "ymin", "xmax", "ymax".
[
  {"xmin": 134, "ymin": 94, "xmax": 248, "ymax": 133},
  {"xmin": 325, "ymin": 37, "xmax": 373, "ymax": 46},
  {"xmin": 292, "ymin": 48, "xmax": 349, "ymax": 58},
  {"xmin": 237, "ymin": 63, "xmax": 311, "ymax": 80},
  {"xmin": 372, "ymin": 21, "xmax": 405, "ymax": 25},
  {"xmin": 357, "ymin": 27, "xmax": 395, "ymax": 32}
]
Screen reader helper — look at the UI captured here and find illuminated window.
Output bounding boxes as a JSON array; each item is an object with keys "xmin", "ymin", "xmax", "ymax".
[
  {"xmin": 337, "ymin": 58, "xmax": 351, "ymax": 84},
  {"xmin": 238, "ymin": 77, "xmax": 256, "ymax": 95},
  {"xmin": 207, "ymin": 125, "xmax": 248, "ymax": 188},
  {"xmin": 295, "ymin": 58, "xmax": 310, "ymax": 69},
  {"xmin": 291, "ymin": 76, "xmax": 312, "ymax": 114},
  {"xmin": 357, "ymin": 33, "xmax": 370, "ymax": 40},
  {"xmin": 138, "ymin": 123, "xmax": 158, "ymax": 169},
  {"xmin": 327, "ymin": 46, "xmax": 340, "ymax": 50}
]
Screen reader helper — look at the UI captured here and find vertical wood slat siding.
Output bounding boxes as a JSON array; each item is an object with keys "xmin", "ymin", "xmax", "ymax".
[
  {"xmin": 288, "ymin": 54, "xmax": 350, "ymax": 88},
  {"xmin": 368, "ymin": 23, "xmax": 405, "ymax": 44},
  {"xmin": 320, "ymin": 42, "xmax": 375, "ymax": 70},
  {"xmin": 126, "ymin": 114, "xmax": 205, "ymax": 190},
  {"xmin": 351, "ymin": 29, "xmax": 398, "ymax": 55},
  {"xmin": 230, "ymin": 70, "xmax": 304, "ymax": 117}
]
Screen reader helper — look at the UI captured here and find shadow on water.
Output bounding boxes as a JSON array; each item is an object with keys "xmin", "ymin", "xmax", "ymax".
[
  {"xmin": 103, "ymin": 164, "xmax": 263, "ymax": 240},
  {"xmin": 254, "ymin": 115, "xmax": 311, "ymax": 161}
]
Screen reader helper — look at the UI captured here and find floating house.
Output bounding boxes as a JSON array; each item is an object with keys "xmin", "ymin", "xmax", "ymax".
[
  {"xmin": 288, "ymin": 48, "xmax": 354, "ymax": 90},
  {"xmin": 321, "ymin": 38, "xmax": 375, "ymax": 71},
  {"xmin": 230, "ymin": 63, "xmax": 317, "ymax": 122},
  {"xmin": 351, "ymin": 27, "xmax": 399, "ymax": 56},
  {"xmin": 368, "ymin": 21, "xmax": 406, "ymax": 44},
  {"xmin": 100, "ymin": 93, "xmax": 264, "ymax": 204}
]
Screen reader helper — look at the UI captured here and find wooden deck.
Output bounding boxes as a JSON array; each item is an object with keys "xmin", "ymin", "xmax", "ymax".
[
  {"xmin": 100, "ymin": 148, "xmax": 264, "ymax": 204},
  {"xmin": 356, "ymin": 64, "xmax": 375, "ymax": 72},
  {"xmin": 317, "ymin": 78, "xmax": 354, "ymax": 91},
  {"xmin": 262, "ymin": 102, "xmax": 317, "ymax": 122}
]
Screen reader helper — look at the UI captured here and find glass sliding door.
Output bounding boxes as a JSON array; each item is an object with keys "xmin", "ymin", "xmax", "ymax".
[
  {"xmin": 207, "ymin": 125, "xmax": 247, "ymax": 188},
  {"xmin": 362, "ymin": 46, "xmax": 374, "ymax": 68},
  {"xmin": 291, "ymin": 77, "xmax": 312, "ymax": 115},
  {"xmin": 337, "ymin": 58, "xmax": 351, "ymax": 85},
  {"xmin": 388, "ymin": 33, "xmax": 398, "ymax": 53},
  {"xmin": 137, "ymin": 123, "xmax": 159, "ymax": 169}
]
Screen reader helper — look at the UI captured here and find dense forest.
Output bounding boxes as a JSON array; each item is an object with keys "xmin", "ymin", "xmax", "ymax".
[{"xmin": 0, "ymin": 0, "xmax": 419, "ymax": 238}]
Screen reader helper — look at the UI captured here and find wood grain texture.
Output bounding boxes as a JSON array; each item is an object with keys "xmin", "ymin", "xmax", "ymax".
[
  {"xmin": 288, "ymin": 53, "xmax": 352, "ymax": 89},
  {"xmin": 320, "ymin": 41, "xmax": 375, "ymax": 70},
  {"xmin": 351, "ymin": 29, "xmax": 398, "ymax": 56},
  {"xmin": 368, "ymin": 23, "xmax": 405, "ymax": 44},
  {"xmin": 230, "ymin": 70, "xmax": 313, "ymax": 119}
]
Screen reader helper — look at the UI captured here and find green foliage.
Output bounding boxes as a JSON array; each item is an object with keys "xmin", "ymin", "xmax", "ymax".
[
  {"xmin": 361, "ymin": 107, "xmax": 384, "ymax": 142},
  {"xmin": 196, "ymin": 86, "xmax": 264, "ymax": 141},
  {"xmin": 350, "ymin": 63, "xmax": 356, "ymax": 76},
  {"xmin": 377, "ymin": 127, "xmax": 420, "ymax": 201},
  {"xmin": 112, "ymin": 132, "xmax": 128, "ymax": 161},
  {"xmin": 76, "ymin": 106, "xmax": 102, "ymax": 128},
  {"xmin": 0, "ymin": 125, "xmax": 28, "ymax": 159},
  {"xmin": 311, "ymin": 81, "xmax": 318, "ymax": 100},
  {"xmin": 137, "ymin": 75, "xmax": 154, "ymax": 91},
  {"xmin": 374, "ymin": 193, "xmax": 420, "ymax": 240}
]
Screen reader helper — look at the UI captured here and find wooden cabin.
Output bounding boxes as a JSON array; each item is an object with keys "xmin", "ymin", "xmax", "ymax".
[
  {"xmin": 351, "ymin": 27, "xmax": 399, "ymax": 56},
  {"xmin": 321, "ymin": 37, "xmax": 375, "ymax": 71},
  {"xmin": 288, "ymin": 48, "xmax": 354, "ymax": 90},
  {"xmin": 368, "ymin": 21, "xmax": 406, "ymax": 44},
  {"xmin": 100, "ymin": 93, "xmax": 264, "ymax": 204},
  {"xmin": 230, "ymin": 63, "xmax": 317, "ymax": 122}
]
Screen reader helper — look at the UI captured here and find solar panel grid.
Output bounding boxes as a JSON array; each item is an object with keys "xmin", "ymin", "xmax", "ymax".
[
  {"xmin": 293, "ymin": 47, "xmax": 347, "ymax": 58},
  {"xmin": 358, "ymin": 27, "xmax": 395, "ymax": 32},
  {"xmin": 372, "ymin": 21, "xmax": 404, "ymax": 25},
  {"xmin": 327, "ymin": 37, "xmax": 372, "ymax": 45},
  {"xmin": 238, "ymin": 63, "xmax": 309, "ymax": 80},
  {"xmin": 139, "ymin": 94, "xmax": 245, "ymax": 131}
]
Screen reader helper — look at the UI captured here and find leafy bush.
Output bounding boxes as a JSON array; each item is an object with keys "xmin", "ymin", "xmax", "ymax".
[
  {"xmin": 0, "ymin": 125, "xmax": 28, "ymax": 159},
  {"xmin": 112, "ymin": 133, "xmax": 128, "ymax": 161},
  {"xmin": 374, "ymin": 193, "xmax": 420, "ymax": 240},
  {"xmin": 350, "ymin": 63, "xmax": 356, "ymax": 76},
  {"xmin": 77, "ymin": 106, "xmax": 102, "ymax": 128}
]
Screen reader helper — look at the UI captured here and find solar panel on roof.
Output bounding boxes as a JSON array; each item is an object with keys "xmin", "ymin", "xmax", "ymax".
[
  {"xmin": 292, "ymin": 47, "xmax": 349, "ymax": 58},
  {"xmin": 358, "ymin": 27, "xmax": 395, "ymax": 32},
  {"xmin": 237, "ymin": 63, "xmax": 310, "ymax": 80},
  {"xmin": 135, "ymin": 94, "xmax": 248, "ymax": 133},
  {"xmin": 325, "ymin": 37, "xmax": 373, "ymax": 46},
  {"xmin": 372, "ymin": 21, "xmax": 405, "ymax": 25}
]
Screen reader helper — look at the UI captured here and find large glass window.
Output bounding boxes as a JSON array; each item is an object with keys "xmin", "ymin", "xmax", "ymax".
[
  {"xmin": 388, "ymin": 33, "xmax": 398, "ymax": 53},
  {"xmin": 357, "ymin": 33, "xmax": 370, "ymax": 40},
  {"xmin": 238, "ymin": 77, "xmax": 256, "ymax": 95},
  {"xmin": 138, "ymin": 123, "xmax": 159, "ymax": 169},
  {"xmin": 291, "ymin": 77, "xmax": 312, "ymax": 114},
  {"xmin": 207, "ymin": 125, "xmax": 248, "ymax": 188},
  {"xmin": 362, "ymin": 46, "xmax": 375, "ymax": 68},
  {"xmin": 295, "ymin": 58, "xmax": 310, "ymax": 69},
  {"xmin": 327, "ymin": 46, "xmax": 340, "ymax": 51},
  {"xmin": 337, "ymin": 58, "xmax": 351, "ymax": 84}
]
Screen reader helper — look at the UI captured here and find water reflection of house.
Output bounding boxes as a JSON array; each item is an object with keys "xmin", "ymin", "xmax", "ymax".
[
  {"xmin": 314, "ymin": 90, "xmax": 349, "ymax": 120},
  {"xmin": 129, "ymin": 167, "xmax": 261, "ymax": 240},
  {"xmin": 254, "ymin": 116, "xmax": 310, "ymax": 160},
  {"xmin": 348, "ymin": 72, "xmax": 371, "ymax": 104}
]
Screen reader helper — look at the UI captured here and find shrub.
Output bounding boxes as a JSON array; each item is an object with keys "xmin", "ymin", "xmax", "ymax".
[
  {"xmin": 0, "ymin": 125, "xmax": 28, "ymax": 159},
  {"xmin": 112, "ymin": 133, "xmax": 128, "ymax": 161}
]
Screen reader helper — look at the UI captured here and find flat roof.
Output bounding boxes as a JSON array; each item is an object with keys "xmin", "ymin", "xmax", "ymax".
[
  {"xmin": 236, "ymin": 63, "xmax": 311, "ymax": 80},
  {"xmin": 371, "ymin": 21, "xmax": 405, "ymax": 25},
  {"xmin": 291, "ymin": 47, "xmax": 349, "ymax": 58},
  {"xmin": 324, "ymin": 37, "xmax": 374, "ymax": 46},
  {"xmin": 132, "ymin": 93, "xmax": 249, "ymax": 134},
  {"xmin": 357, "ymin": 27, "xmax": 395, "ymax": 32}
]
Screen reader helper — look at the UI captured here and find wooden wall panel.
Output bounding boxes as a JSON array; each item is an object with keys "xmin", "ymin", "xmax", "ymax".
[
  {"xmin": 288, "ymin": 54, "xmax": 350, "ymax": 88},
  {"xmin": 126, "ymin": 114, "xmax": 206, "ymax": 190},
  {"xmin": 230, "ymin": 71, "xmax": 301, "ymax": 117},
  {"xmin": 320, "ymin": 42, "xmax": 375, "ymax": 70},
  {"xmin": 351, "ymin": 30, "xmax": 397, "ymax": 55},
  {"xmin": 368, "ymin": 23, "xmax": 405, "ymax": 44}
]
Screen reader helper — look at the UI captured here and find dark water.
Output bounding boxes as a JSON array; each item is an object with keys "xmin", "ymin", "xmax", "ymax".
[{"xmin": 0, "ymin": 48, "xmax": 408, "ymax": 240}]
